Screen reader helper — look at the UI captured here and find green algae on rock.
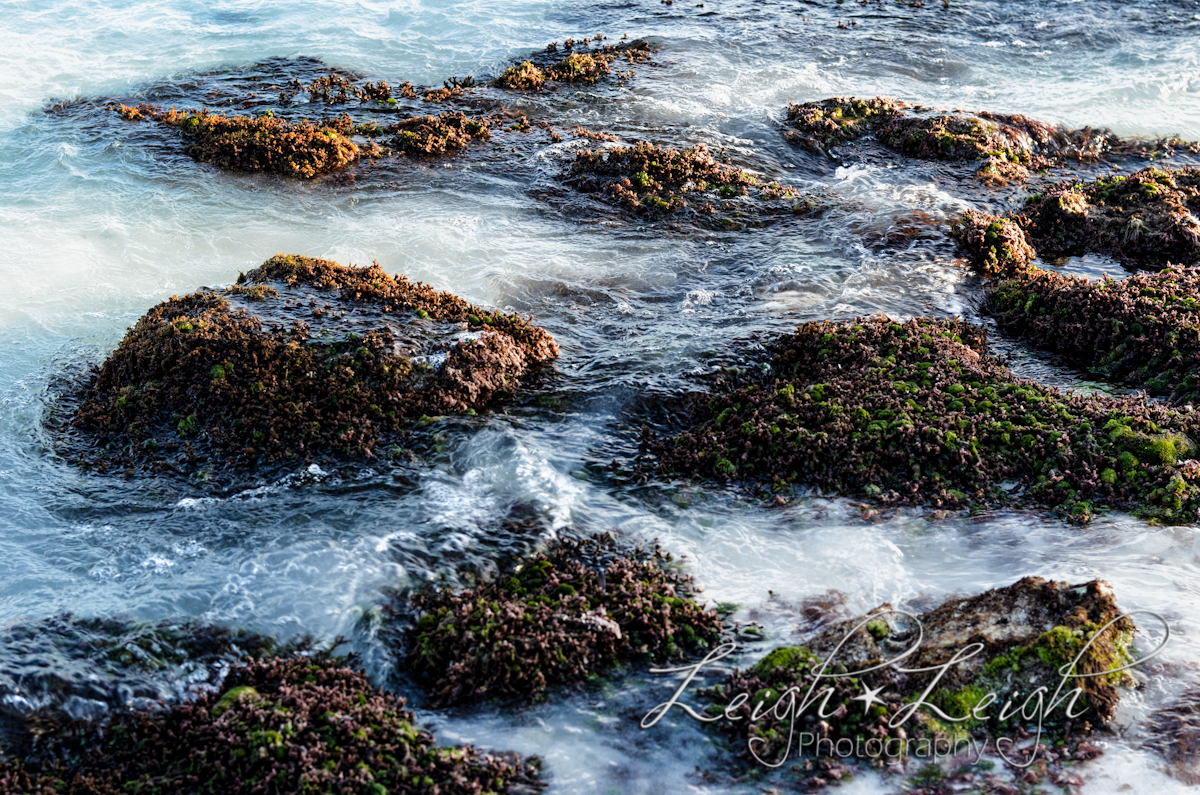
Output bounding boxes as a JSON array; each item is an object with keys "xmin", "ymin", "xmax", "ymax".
[
  {"xmin": 492, "ymin": 37, "xmax": 652, "ymax": 91},
  {"xmin": 654, "ymin": 316, "xmax": 1200, "ymax": 524},
  {"xmin": 950, "ymin": 209, "xmax": 1038, "ymax": 279},
  {"xmin": 0, "ymin": 655, "xmax": 542, "ymax": 795},
  {"xmin": 353, "ymin": 110, "xmax": 496, "ymax": 156},
  {"xmin": 68, "ymin": 254, "xmax": 559, "ymax": 477},
  {"xmin": 402, "ymin": 534, "xmax": 723, "ymax": 707},
  {"xmin": 783, "ymin": 96, "xmax": 910, "ymax": 152},
  {"xmin": 703, "ymin": 577, "xmax": 1134, "ymax": 770},
  {"xmin": 116, "ymin": 103, "xmax": 366, "ymax": 178},
  {"xmin": 565, "ymin": 141, "xmax": 811, "ymax": 228},
  {"xmin": 1015, "ymin": 166, "xmax": 1200, "ymax": 269},
  {"xmin": 986, "ymin": 264, "xmax": 1200, "ymax": 406}
]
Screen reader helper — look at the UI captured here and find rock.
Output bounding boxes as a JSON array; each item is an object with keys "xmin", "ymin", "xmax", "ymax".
[
  {"xmin": 0, "ymin": 655, "xmax": 543, "ymax": 795},
  {"xmin": 654, "ymin": 316, "xmax": 1200, "ymax": 523},
  {"xmin": 65, "ymin": 254, "xmax": 558, "ymax": 480},
  {"xmin": 400, "ymin": 533, "xmax": 723, "ymax": 707}
]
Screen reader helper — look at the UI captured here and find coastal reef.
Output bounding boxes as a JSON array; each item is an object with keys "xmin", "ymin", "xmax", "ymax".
[
  {"xmin": 950, "ymin": 168, "xmax": 1200, "ymax": 403},
  {"xmin": 654, "ymin": 316, "xmax": 1200, "ymax": 524},
  {"xmin": 67, "ymin": 254, "xmax": 558, "ymax": 478},
  {"xmin": 116, "ymin": 103, "xmax": 365, "ymax": 178},
  {"xmin": 784, "ymin": 96, "xmax": 1194, "ymax": 186},
  {"xmin": 0, "ymin": 655, "xmax": 542, "ymax": 795},
  {"xmin": 1013, "ymin": 167, "xmax": 1200, "ymax": 269},
  {"xmin": 564, "ymin": 141, "xmax": 811, "ymax": 228},
  {"xmin": 704, "ymin": 577, "xmax": 1133, "ymax": 773},
  {"xmin": 493, "ymin": 36, "xmax": 652, "ymax": 90},
  {"xmin": 401, "ymin": 533, "xmax": 723, "ymax": 707}
]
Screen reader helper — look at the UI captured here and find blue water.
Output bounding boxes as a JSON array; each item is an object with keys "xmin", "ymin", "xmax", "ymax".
[{"xmin": 1, "ymin": 0, "xmax": 1199, "ymax": 791}]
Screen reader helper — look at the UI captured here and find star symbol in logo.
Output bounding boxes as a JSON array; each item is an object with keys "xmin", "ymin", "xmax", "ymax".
[{"xmin": 852, "ymin": 682, "xmax": 886, "ymax": 715}]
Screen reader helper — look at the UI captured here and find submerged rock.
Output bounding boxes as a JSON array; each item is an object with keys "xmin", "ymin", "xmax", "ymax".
[
  {"xmin": 704, "ymin": 577, "xmax": 1134, "ymax": 769},
  {"xmin": 0, "ymin": 615, "xmax": 273, "ymax": 729},
  {"xmin": 0, "ymin": 655, "xmax": 543, "ymax": 795},
  {"xmin": 66, "ymin": 254, "xmax": 558, "ymax": 479},
  {"xmin": 400, "ymin": 533, "xmax": 723, "ymax": 707},
  {"xmin": 564, "ymin": 141, "xmax": 813, "ymax": 229},
  {"xmin": 654, "ymin": 316, "xmax": 1200, "ymax": 523}
]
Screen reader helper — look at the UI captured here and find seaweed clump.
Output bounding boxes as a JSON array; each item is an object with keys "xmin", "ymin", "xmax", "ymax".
[
  {"xmin": 402, "ymin": 534, "xmax": 723, "ymax": 706},
  {"xmin": 0, "ymin": 655, "xmax": 542, "ymax": 795},
  {"xmin": 950, "ymin": 209, "xmax": 1038, "ymax": 279},
  {"xmin": 704, "ymin": 577, "xmax": 1133, "ymax": 771},
  {"xmin": 987, "ymin": 264, "xmax": 1200, "ymax": 405},
  {"xmin": 363, "ymin": 111, "xmax": 496, "ymax": 156},
  {"xmin": 1016, "ymin": 167, "xmax": 1200, "ymax": 269},
  {"xmin": 116, "ymin": 103, "xmax": 364, "ymax": 178},
  {"xmin": 492, "ymin": 38, "xmax": 652, "ymax": 91},
  {"xmin": 783, "ymin": 96, "xmax": 909, "ymax": 151},
  {"xmin": 566, "ymin": 142, "xmax": 808, "ymax": 228},
  {"xmin": 68, "ymin": 255, "xmax": 558, "ymax": 476},
  {"xmin": 654, "ymin": 316, "xmax": 1200, "ymax": 523}
]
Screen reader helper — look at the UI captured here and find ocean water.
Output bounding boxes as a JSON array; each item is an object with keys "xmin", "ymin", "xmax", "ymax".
[{"xmin": 1, "ymin": 0, "xmax": 1199, "ymax": 791}]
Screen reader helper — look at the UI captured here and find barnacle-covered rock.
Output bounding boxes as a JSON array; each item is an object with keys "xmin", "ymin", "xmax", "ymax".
[
  {"xmin": 1016, "ymin": 167, "xmax": 1200, "ymax": 268},
  {"xmin": 565, "ymin": 141, "xmax": 812, "ymax": 229},
  {"xmin": 66, "ymin": 254, "xmax": 558, "ymax": 479},
  {"xmin": 0, "ymin": 655, "xmax": 543, "ymax": 795},
  {"xmin": 654, "ymin": 316, "xmax": 1200, "ymax": 523},
  {"xmin": 401, "ymin": 533, "xmax": 723, "ymax": 706},
  {"xmin": 704, "ymin": 577, "xmax": 1134, "ymax": 768}
]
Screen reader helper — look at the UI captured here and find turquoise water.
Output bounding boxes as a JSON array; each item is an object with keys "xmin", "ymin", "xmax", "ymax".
[{"xmin": 1, "ymin": 0, "xmax": 1199, "ymax": 791}]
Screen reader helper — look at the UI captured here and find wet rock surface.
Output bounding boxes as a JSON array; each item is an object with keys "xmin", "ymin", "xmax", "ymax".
[
  {"xmin": 399, "ymin": 533, "xmax": 723, "ymax": 707},
  {"xmin": 785, "ymin": 96, "xmax": 1200, "ymax": 188},
  {"xmin": 564, "ymin": 141, "xmax": 814, "ymax": 230},
  {"xmin": 1016, "ymin": 166, "xmax": 1200, "ymax": 269},
  {"xmin": 704, "ymin": 577, "xmax": 1133, "ymax": 783},
  {"xmin": 0, "ymin": 655, "xmax": 543, "ymax": 795},
  {"xmin": 63, "ymin": 254, "xmax": 558, "ymax": 483},
  {"xmin": 654, "ymin": 316, "xmax": 1200, "ymax": 523}
]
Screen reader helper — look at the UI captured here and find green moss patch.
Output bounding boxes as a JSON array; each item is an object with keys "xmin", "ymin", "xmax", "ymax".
[
  {"xmin": 0, "ymin": 655, "xmax": 542, "ymax": 794},
  {"xmin": 402, "ymin": 534, "xmax": 723, "ymax": 706},
  {"xmin": 654, "ymin": 316, "xmax": 1200, "ymax": 523},
  {"xmin": 67, "ymin": 254, "xmax": 558, "ymax": 478}
]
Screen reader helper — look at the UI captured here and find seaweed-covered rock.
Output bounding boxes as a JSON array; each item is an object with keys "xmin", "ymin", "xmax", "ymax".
[
  {"xmin": 0, "ymin": 655, "xmax": 542, "ymax": 795},
  {"xmin": 67, "ymin": 254, "xmax": 558, "ymax": 478},
  {"xmin": 356, "ymin": 111, "xmax": 496, "ymax": 156},
  {"xmin": 950, "ymin": 209, "xmax": 1038, "ymax": 278},
  {"xmin": 704, "ymin": 577, "xmax": 1133, "ymax": 768},
  {"xmin": 0, "ymin": 615, "xmax": 274, "ymax": 727},
  {"xmin": 783, "ymin": 96, "xmax": 909, "ymax": 152},
  {"xmin": 492, "ymin": 37, "xmax": 652, "ymax": 91},
  {"xmin": 117, "ymin": 103, "xmax": 365, "ymax": 178},
  {"xmin": 1016, "ymin": 167, "xmax": 1200, "ymax": 268},
  {"xmin": 565, "ymin": 141, "xmax": 810, "ymax": 228},
  {"xmin": 987, "ymin": 264, "xmax": 1200, "ymax": 405},
  {"xmin": 402, "ymin": 534, "xmax": 723, "ymax": 706},
  {"xmin": 654, "ymin": 316, "xmax": 1200, "ymax": 523}
]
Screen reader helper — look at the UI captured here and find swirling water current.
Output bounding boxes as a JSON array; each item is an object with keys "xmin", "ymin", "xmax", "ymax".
[{"xmin": 1, "ymin": 0, "xmax": 1200, "ymax": 791}]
